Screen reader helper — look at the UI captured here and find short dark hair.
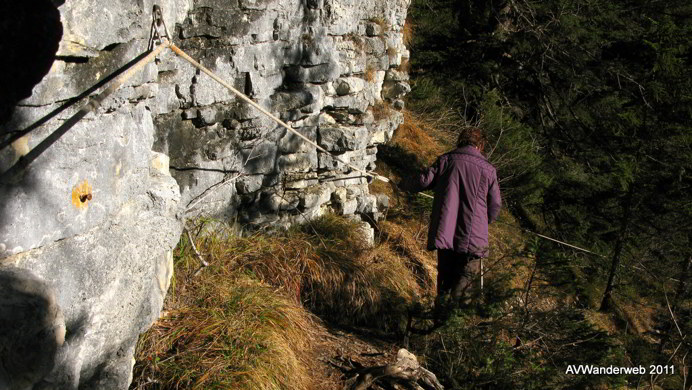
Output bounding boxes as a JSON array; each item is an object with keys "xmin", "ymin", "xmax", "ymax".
[{"xmin": 457, "ymin": 127, "xmax": 487, "ymax": 152}]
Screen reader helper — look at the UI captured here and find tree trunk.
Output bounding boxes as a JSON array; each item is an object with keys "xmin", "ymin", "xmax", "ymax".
[
  {"xmin": 523, "ymin": 252, "xmax": 538, "ymax": 316},
  {"xmin": 599, "ymin": 187, "xmax": 634, "ymax": 312}
]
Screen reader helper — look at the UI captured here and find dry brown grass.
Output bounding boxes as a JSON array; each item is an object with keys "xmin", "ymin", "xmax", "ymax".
[
  {"xmin": 238, "ymin": 214, "xmax": 428, "ymax": 331},
  {"xmin": 132, "ymin": 210, "xmax": 440, "ymax": 389},
  {"xmin": 345, "ymin": 32, "xmax": 365, "ymax": 52},
  {"xmin": 582, "ymin": 297, "xmax": 655, "ymax": 339},
  {"xmin": 584, "ymin": 311, "xmax": 618, "ymax": 335},
  {"xmin": 387, "ymin": 46, "xmax": 398, "ymax": 58},
  {"xmin": 372, "ymin": 100, "xmax": 392, "ymax": 121},
  {"xmin": 369, "ymin": 17, "xmax": 390, "ymax": 32},
  {"xmin": 132, "ymin": 253, "xmax": 318, "ymax": 390},
  {"xmin": 398, "ymin": 57, "xmax": 410, "ymax": 73},
  {"xmin": 402, "ymin": 18, "xmax": 414, "ymax": 47},
  {"xmin": 364, "ymin": 64, "xmax": 377, "ymax": 82},
  {"xmin": 133, "ymin": 214, "xmax": 437, "ymax": 389},
  {"xmin": 389, "ymin": 110, "xmax": 452, "ymax": 166},
  {"xmin": 378, "ymin": 220, "xmax": 437, "ymax": 291},
  {"xmin": 615, "ymin": 298, "xmax": 658, "ymax": 339}
]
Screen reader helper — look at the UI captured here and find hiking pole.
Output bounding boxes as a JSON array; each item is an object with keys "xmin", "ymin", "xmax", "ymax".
[
  {"xmin": 480, "ymin": 258, "xmax": 483, "ymax": 291},
  {"xmin": 415, "ymin": 192, "xmax": 603, "ymax": 257}
]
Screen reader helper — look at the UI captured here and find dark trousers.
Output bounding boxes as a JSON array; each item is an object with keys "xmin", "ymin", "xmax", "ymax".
[{"xmin": 436, "ymin": 249, "xmax": 481, "ymax": 305}]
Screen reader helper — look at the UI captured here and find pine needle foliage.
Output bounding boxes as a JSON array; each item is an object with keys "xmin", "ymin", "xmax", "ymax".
[{"xmin": 407, "ymin": 0, "xmax": 692, "ymax": 386}]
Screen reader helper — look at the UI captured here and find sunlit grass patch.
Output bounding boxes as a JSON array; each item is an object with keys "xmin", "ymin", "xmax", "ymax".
[
  {"xmin": 233, "ymin": 214, "xmax": 431, "ymax": 332},
  {"xmin": 133, "ymin": 213, "xmax": 438, "ymax": 390},
  {"xmin": 132, "ymin": 231, "xmax": 319, "ymax": 390},
  {"xmin": 390, "ymin": 110, "xmax": 450, "ymax": 167},
  {"xmin": 377, "ymin": 220, "xmax": 436, "ymax": 291}
]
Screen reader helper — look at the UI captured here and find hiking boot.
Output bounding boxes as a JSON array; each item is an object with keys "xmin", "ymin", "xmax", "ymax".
[{"xmin": 433, "ymin": 295, "xmax": 452, "ymax": 325}]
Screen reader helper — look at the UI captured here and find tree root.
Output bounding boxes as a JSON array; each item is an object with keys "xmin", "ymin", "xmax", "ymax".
[{"xmin": 342, "ymin": 349, "xmax": 444, "ymax": 390}]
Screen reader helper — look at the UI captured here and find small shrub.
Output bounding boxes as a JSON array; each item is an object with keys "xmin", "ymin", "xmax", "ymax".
[{"xmin": 419, "ymin": 300, "xmax": 626, "ymax": 389}]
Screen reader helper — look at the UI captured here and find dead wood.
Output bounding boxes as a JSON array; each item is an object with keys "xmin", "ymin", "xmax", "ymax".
[{"xmin": 343, "ymin": 349, "xmax": 444, "ymax": 390}]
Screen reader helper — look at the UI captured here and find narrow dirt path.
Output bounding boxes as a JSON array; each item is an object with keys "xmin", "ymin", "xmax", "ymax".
[{"xmin": 312, "ymin": 322, "xmax": 403, "ymax": 389}]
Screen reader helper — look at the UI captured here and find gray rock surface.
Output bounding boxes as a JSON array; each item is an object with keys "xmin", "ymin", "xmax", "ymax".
[
  {"xmin": 0, "ymin": 0, "xmax": 410, "ymax": 386},
  {"xmin": 0, "ymin": 167, "xmax": 181, "ymax": 389},
  {"xmin": 148, "ymin": 0, "xmax": 411, "ymax": 229},
  {"xmin": 0, "ymin": 266, "xmax": 65, "ymax": 390},
  {"xmin": 0, "ymin": 4, "xmax": 184, "ymax": 387}
]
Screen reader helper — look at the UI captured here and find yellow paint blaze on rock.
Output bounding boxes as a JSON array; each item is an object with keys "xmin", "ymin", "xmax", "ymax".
[{"xmin": 71, "ymin": 179, "xmax": 93, "ymax": 210}]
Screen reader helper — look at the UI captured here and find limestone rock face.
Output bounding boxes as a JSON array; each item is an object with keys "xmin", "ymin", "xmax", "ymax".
[
  {"xmin": 0, "ymin": 2, "xmax": 185, "ymax": 389},
  {"xmin": 0, "ymin": 0, "xmax": 410, "ymax": 387},
  {"xmin": 153, "ymin": 0, "xmax": 411, "ymax": 228}
]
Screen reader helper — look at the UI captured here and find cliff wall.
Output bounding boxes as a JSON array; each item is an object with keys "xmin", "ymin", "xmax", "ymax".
[{"xmin": 0, "ymin": 0, "xmax": 410, "ymax": 388}]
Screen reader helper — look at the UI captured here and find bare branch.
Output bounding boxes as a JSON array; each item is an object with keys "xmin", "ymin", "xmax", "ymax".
[
  {"xmin": 186, "ymin": 228, "xmax": 209, "ymax": 277},
  {"xmin": 184, "ymin": 173, "xmax": 242, "ymax": 214},
  {"xmin": 665, "ymin": 291, "xmax": 684, "ymax": 338}
]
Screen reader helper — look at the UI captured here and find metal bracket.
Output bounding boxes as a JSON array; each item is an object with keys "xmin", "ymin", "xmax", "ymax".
[{"xmin": 148, "ymin": 5, "xmax": 171, "ymax": 50}]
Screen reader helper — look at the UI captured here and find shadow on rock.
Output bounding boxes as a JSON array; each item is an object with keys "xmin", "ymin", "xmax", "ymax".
[
  {"xmin": 0, "ymin": 0, "xmax": 62, "ymax": 125},
  {"xmin": 0, "ymin": 266, "xmax": 65, "ymax": 390}
]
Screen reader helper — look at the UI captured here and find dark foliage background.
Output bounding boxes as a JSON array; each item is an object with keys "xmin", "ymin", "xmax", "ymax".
[{"xmin": 407, "ymin": 0, "xmax": 692, "ymax": 387}]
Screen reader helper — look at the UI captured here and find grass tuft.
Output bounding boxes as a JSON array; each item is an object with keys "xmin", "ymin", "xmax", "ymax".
[
  {"xmin": 369, "ymin": 17, "xmax": 390, "ymax": 32},
  {"xmin": 372, "ymin": 100, "xmax": 392, "ymax": 121},
  {"xmin": 345, "ymin": 32, "xmax": 365, "ymax": 52},
  {"xmin": 387, "ymin": 46, "xmax": 398, "ymax": 58},
  {"xmin": 364, "ymin": 64, "xmax": 377, "ymax": 82},
  {"xmin": 403, "ymin": 18, "xmax": 414, "ymax": 47},
  {"xmin": 133, "ymin": 213, "xmax": 437, "ymax": 390},
  {"xmin": 132, "ymin": 235, "xmax": 318, "ymax": 390},
  {"xmin": 389, "ymin": 110, "xmax": 452, "ymax": 166},
  {"xmin": 232, "ymin": 214, "xmax": 428, "ymax": 332},
  {"xmin": 399, "ymin": 57, "xmax": 410, "ymax": 73}
]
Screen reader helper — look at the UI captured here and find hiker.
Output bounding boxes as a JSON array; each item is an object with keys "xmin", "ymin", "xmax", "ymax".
[{"xmin": 403, "ymin": 127, "xmax": 502, "ymax": 317}]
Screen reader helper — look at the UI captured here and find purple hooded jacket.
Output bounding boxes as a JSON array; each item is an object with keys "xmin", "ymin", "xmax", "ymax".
[{"xmin": 408, "ymin": 146, "xmax": 502, "ymax": 257}]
